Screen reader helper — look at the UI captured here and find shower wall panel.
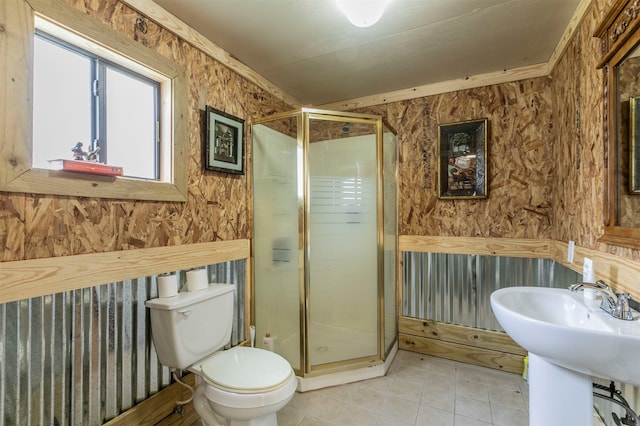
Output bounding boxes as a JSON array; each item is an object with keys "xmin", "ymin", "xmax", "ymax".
[{"xmin": 0, "ymin": 261, "xmax": 245, "ymax": 425}]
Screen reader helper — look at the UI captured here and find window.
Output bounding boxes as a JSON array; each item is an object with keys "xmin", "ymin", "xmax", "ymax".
[
  {"xmin": 1, "ymin": 0, "xmax": 188, "ymax": 201},
  {"xmin": 34, "ymin": 32, "xmax": 160, "ymax": 180}
]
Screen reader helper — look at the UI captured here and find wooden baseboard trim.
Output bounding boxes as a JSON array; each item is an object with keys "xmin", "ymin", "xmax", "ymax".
[
  {"xmin": 399, "ymin": 317, "xmax": 526, "ymax": 356},
  {"xmin": 104, "ymin": 373, "xmax": 199, "ymax": 426},
  {"xmin": 399, "ymin": 333, "xmax": 524, "ymax": 374},
  {"xmin": 399, "ymin": 316, "xmax": 526, "ymax": 375}
]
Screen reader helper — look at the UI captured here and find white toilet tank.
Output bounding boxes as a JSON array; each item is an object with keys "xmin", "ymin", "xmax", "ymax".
[{"xmin": 145, "ymin": 284, "xmax": 235, "ymax": 370}]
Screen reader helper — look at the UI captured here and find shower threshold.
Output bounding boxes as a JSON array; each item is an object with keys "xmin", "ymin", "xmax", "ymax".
[{"xmin": 297, "ymin": 342, "xmax": 398, "ymax": 392}]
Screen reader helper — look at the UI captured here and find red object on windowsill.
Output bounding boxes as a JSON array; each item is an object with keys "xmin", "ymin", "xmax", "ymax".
[{"xmin": 47, "ymin": 159, "xmax": 123, "ymax": 176}]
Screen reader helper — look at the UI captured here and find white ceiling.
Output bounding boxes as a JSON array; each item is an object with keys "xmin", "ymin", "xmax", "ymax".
[{"xmin": 152, "ymin": 0, "xmax": 583, "ymax": 106}]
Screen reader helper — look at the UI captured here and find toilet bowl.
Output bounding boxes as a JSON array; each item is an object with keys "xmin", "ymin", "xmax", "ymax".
[
  {"xmin": 191, "ymin": 346, "xmax": 298, "ymax": 426},
  {"xmin": 145, "ymin": 284, "xmax": 296, "ymax": 426}
]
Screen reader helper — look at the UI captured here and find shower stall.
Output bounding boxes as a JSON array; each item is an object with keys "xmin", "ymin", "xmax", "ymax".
[{"xmin": 251, "ymin": 108, "xmax": 397, "ymax": 383}]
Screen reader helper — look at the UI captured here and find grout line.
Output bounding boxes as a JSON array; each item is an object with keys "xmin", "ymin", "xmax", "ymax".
[{"xmin": 279, "ymin": 350, "xmax": 529, "ymax": 426}]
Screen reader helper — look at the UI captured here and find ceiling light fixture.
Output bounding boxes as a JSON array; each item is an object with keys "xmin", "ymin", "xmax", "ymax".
[{"xmin": 336, "ymin": 0, "xmax": 391, "ymax": 28}]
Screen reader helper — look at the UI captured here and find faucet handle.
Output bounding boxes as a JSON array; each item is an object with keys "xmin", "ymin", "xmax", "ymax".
[
  {"xmin": 615, "ymin": 293, "xmax": 634, "ymax": 321},
  {"xmin": 617, "ymin": 293, "xmax": 631, "ymax": 303}
]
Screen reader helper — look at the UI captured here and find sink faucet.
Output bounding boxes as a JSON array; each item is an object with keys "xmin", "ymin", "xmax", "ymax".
[{"xmin": 568, "ymin": 280, "xmax": 634, "ymax": 321}]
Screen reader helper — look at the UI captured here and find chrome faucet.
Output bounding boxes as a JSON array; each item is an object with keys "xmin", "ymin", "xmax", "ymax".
[{"xmin": 568, "ymin": 280, "xmax": 634, "ymax": 321}]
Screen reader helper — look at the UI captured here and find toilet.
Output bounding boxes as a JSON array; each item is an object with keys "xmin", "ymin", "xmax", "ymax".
[{"xmin": 145, "ymin": 284, "xmax": 297, "ymax": 426}]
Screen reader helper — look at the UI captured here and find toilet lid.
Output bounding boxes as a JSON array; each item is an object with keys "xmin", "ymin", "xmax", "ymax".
[{"xmin": 200, "ymin": 347, "xmax": 293, "ymax": 393}]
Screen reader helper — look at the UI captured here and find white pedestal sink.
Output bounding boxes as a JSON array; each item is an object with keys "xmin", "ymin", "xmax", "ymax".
[
  {"xmin": 528, "ymin": 353, "xmax": 593, "ymax": 426},
  {"xmin": 491, "ymin": 287, "xmax": 640, "ymax": 426}
]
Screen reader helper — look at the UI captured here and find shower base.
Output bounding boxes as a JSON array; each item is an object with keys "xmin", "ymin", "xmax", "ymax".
[{"xmin": 297, "ymin": 341, "xmax": 397, "ymax": 392}]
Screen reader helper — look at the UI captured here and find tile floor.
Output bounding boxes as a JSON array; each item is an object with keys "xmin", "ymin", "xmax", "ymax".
[{"xmin": 277, "ymin": 350, "xmax": 529, "ymax": 426}]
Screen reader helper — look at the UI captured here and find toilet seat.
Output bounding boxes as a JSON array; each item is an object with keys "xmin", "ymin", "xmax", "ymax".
[
  {"xmin": 202, "ymin": 370, "xmax": 298, "ymax": 412},
  {"xmin": 198, "ymin": 347, "xmax": 293, "ymax": 394}
]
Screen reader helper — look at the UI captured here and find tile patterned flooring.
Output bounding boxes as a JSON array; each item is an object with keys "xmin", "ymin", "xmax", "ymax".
[{"xmin": 277, "ymin": 350, "xmax": 529, "ymax": 426}]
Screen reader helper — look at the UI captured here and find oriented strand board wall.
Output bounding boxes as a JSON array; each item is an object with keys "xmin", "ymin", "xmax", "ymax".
[
  {"xmin": 357, "ymin": 0, "xmax": 640, "ymax": 269},
  {"xmin": 4, "ymin": 0, "xmax": 640, "ymax": 269},
  {"xmin": 551, "ymin": 0, "xmax": 607, "ymax": 252},
  {"xmin": 551, "ymin": 0, "xmax": 640, "ymax": 263},
  {"xmin": 0, "ymin": 0, "xmax": 291, "ymax": 262},
  {"xmin": 358, "ymin": 78, "xmax": 555, "ymax": 239}
]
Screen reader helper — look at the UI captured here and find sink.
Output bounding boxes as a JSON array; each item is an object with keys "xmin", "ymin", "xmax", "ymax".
[
  {"xmin": 491, "ymin": 286, "xmax": 640, "ymax": 385},
  {"xmin": 491, "ymin": 286, "xmax": 640, "ymax": 426}
]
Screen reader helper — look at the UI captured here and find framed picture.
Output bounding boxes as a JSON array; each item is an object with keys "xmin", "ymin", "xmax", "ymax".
[
  {"xmin": 205, "ymin": 106, "xmax": 245, "ymax": 174},
  {"xmin": 629, "ymin": 97, "xmax": 640, "ymax": 194},
  {"xmin": 437, "ymin": 118, "xmax": 488, "ymax": 199}
]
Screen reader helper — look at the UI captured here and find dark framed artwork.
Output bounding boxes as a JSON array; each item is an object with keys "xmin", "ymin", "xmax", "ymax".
[
  {"xmin": 437, "ymin": 118, "xmax": 488, "ymax": 199},
  {"xmin": 629, "ymin": 97, "xmax": 640, "ymax": 194},
  {"xmin": 205, "ymin": 106, "xmax": 245, "ymax": 174}
]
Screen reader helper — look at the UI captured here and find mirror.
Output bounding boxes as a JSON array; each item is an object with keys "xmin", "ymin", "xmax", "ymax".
[
  {"xmin": 595, "ymin": 0, "xmax": 640, "ymax": 249},
  {"xmin": 616, "ymin": 45, "xmax": 640, "ymax": 229},
  {"xmin": 630, "ymin": 96, "xmax": 640, "ymax": 196}
]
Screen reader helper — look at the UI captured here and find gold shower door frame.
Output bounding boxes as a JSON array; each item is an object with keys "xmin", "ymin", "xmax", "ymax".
[{"xmin": 251, "ymin": 108, "xmax": 397, "ymax": 377}]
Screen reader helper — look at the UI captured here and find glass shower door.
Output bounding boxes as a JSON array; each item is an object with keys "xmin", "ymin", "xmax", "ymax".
[
  {"xmin": 253, "ymin": 109, "xmax": 397, "ymax": 377},
  {"xmin": 307, "ymin": 117, "xmax": 379, "ymax": 368},
  {"xmin": 252, "ymin": 118, "xmax": 302, "ymax": 371}
]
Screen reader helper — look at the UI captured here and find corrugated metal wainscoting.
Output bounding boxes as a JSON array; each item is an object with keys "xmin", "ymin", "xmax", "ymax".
[
  {"xmin": 0, "ymin": 260, "xmax": 245, "ymax": 426},
  {"xmin": 402, "ymin": 252, "xmax": 580, "ymax": 331}
]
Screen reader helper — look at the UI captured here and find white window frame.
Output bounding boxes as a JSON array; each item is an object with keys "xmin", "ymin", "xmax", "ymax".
[{"xmin": 1, "ymin": 0, "xmax": 188, "ymax": 201}]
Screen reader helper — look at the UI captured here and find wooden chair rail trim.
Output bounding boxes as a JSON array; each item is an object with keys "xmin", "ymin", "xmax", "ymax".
[
  {"xmin": 3, "ymin": 236, "xmax": 640, "ymax": 302},
  {"xmin": 399, "ymin": 236, "xmax": 640, "ymax": 299},
  {"xmin": 0, "ymin": 239, "xmax": 250, "ymax": 304}
]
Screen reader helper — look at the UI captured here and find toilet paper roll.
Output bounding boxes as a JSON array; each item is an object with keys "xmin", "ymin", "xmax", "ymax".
[
  {"xmin": 186, "ymin": 268, "xmax": 208, "ymax": 292},
  {"xmin": 157, "ymin": 273, "xmax": 178, "ymax": 298}
]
